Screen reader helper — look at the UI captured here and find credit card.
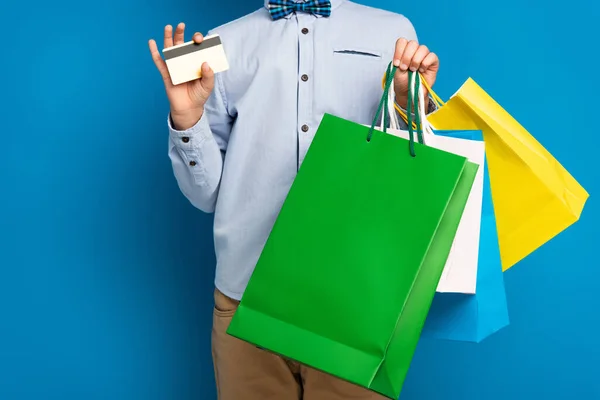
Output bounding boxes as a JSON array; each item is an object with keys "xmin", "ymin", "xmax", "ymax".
[{"xmin": 162, "ymin": 34, "xmax": 229, "ymax": 86}]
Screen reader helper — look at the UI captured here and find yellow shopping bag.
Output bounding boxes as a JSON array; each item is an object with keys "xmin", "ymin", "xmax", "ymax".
[{"xmin": 386, "ymin": 74, "xmax": 589, "ymax": 270}]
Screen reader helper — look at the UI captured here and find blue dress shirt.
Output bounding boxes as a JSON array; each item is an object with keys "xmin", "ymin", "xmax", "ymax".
[{"xmin": 168, "ymin": 0, "xmax": 425, "ymax": 300}]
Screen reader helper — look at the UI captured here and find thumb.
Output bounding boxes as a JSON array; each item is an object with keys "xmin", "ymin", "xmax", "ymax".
[{"xmin": 200, "ymin": 62, "xmax": 215, "ymax": 92}]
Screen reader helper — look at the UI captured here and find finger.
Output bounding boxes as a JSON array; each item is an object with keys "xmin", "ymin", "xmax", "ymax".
[
  {"xmin": 174, "ymin": 22, "xmax": 185, "ymax": 45},
  {"xmin": 200, "ymin": 62, "xmax": 215, "ymax": 89},
  {"xmin": 409, "ymin": 45, "xmax": 429, "ymax": 72},
  {"xmin": 148, "ymin": 39, "xmax": 171, "ymax": 83},
  {"xmin": 393, "ymin": 38, "xmax": 408, "ymax": 68},
  {"xmin": 400, "ymin": 41, "xmax": 419, "ymax": 71},
  {"xmin": 164, "ymin": 25, "xmax": 174, "ymax": 48},
  {"xmin": 419, "ymin": 52, "xmax": 439, "ymax": 73},
  {"xmin": 193, "ymin": 32, "xmax": 204, "ymax": 43}
]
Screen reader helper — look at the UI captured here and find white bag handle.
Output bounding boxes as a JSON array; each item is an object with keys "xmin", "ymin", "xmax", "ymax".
[
  {"xmin": 385, "ymin": 71, "xmax": 403, "ymax": 130},
  {"xmin": 387, "ymin": 75, "xmax": 401, "ymax": 130},
  {"xmin": 382, "ymin": 75, "xmax": 402, "ymax": 130}
]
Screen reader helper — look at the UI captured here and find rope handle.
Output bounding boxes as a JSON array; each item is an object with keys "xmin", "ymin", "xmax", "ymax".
[
  {"xmin": 406, "ymin": 71, "xmax": 423, "ymax": 156},
  {"xmin": 368, "ymin": 61, "xmax": 395, "ymax": 140},
  {"xmin": 380, "ymin": 69, "xmax": 445, "ymax": 127},
  {"xmin": 368, "ymin": 61, "xmax": 417, "ymax": 156}
]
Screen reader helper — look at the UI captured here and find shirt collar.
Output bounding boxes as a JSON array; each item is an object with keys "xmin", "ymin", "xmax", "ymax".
[{"xmin": 264, "ymin": 0, "xmax": 346, "ymax": 17}]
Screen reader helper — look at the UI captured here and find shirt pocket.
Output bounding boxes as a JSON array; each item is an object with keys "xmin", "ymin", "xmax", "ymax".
[{"xmin": 332, "ymin": 46, "xmax": 383, "ymax": 59}]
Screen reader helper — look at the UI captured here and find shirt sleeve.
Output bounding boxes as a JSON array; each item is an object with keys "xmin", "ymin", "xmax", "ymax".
[{"xmin": 167, "ymin": 70, "xmax": 233, "ymax": 213}]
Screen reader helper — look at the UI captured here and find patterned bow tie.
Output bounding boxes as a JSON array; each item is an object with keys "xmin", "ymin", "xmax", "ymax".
[{"xmin": 268, "ymin": 0, "xmax": 332, "ymax": 20}]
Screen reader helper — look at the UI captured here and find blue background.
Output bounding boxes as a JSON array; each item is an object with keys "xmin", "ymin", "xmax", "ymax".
[{"xmin": 1, "ymin": 0, "xmax": 598, "ymax": 399}]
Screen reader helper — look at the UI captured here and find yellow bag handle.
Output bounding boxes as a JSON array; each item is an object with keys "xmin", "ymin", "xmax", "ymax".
[{"xmin": 381, "ymin": 69, "xmax": 445, "ymax": 128}]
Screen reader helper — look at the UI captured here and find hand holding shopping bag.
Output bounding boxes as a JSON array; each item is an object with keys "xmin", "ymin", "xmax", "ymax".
[{"xmin": 226, "ymin": 63, "xmax": 479, "ymax": 399}]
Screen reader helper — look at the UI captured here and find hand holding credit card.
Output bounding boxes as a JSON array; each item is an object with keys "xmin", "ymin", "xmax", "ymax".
[
  {"xmin": 148, "ymin": 24, "xmax": 229, "ymax": 130},
  {"xmin": 162, "ymin": 34, "xmax": 229, "ymax": 86}
]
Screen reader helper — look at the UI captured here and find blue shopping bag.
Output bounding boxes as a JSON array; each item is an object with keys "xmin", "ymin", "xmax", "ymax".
[{"xmin": 420, "ymin": 130, "xmax": 510, "ymax": 343}]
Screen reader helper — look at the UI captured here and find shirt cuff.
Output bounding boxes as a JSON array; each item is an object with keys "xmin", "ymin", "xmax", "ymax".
[{"xmin": 168, "ymin": 111, "xmax": 212, "ymax": 149}]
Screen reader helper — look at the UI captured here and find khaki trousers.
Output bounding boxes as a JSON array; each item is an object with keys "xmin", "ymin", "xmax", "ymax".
[{"xmin": 212, "ymin": 288, "xmax": 387, "ymax": 400}]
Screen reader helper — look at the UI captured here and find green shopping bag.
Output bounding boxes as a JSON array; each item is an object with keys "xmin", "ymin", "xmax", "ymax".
[{"xmin": 227, "ymin": 64, "xmax": 479, "ymax": 399}]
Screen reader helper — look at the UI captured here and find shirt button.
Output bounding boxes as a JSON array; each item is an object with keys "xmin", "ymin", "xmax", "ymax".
[
  {"xmin": 301, "ymin": 74, "xmax": 309, "ymax": 82},
  {"xmin": 181, "ymin": 137, "xmax": 190, "ymax": 143},
  {"xmin": 301, "ymin": 28, "xmax": 309, "ymax": 34},
  {"xmin": 301, "ymin": 124, "xmax": 309, "ymax": 132},
  {"xmin": 189, "ymin": 161, "xmax": 197, "ymax": 166}
]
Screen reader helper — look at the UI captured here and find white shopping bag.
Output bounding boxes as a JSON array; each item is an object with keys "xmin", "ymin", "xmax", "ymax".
[{"xmin": 377, "ymin": 73, "xmax": 486, "ymax": 294}]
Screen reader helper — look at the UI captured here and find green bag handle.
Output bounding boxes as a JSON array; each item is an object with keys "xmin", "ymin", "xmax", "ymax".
[
  {"xmin": 368, "ymin": 62, "xmax": 395, "ymax": 140},
  {"xmin": 368, "ymin": 62, "xmax": 422, "ymax": 157}
]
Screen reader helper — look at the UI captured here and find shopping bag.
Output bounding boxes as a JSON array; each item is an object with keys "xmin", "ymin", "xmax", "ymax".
[
  {"xmin": 379, "ymin": 71, "xmax": 485, "ymax": 295},
  {"xmin": 420, "ymin": 131, "xmax": 509, "ymax": 342},
  {"xmin": 383, "ymin": 72, "xmax": 509, "ymax": 341},
  {"xmin": 411, "ymin": 76, "xmax": 588, "ymax": 270},
  {"xmin": 389, "ymin": 73, "xmax": 589, "ymax": 270},
  {"xmin": 226, "ymin": 64, "xmax": 479, "ymax": 399}
]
